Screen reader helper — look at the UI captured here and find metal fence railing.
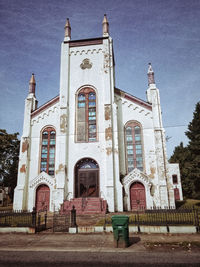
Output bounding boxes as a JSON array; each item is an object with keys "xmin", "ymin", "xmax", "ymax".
[
  {"xmin": 105, "ymin": 206, "xmax": 200, "ymax": 232},
  {"xmin": 0, "ymin": 210, "xmax": 34, "ymax": 227},
  {"xmin": 0, "ymin": 206, "xmax": 76, "ymax": 233},
  {"xmin": 0, "ymin": 206, "xmax": 199, "ymax": 232}
]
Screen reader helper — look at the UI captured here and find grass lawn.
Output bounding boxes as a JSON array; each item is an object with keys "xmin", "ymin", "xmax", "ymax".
[{"xmin": 176, "ymin": 199, "xmax": 200, "ymax": 209}]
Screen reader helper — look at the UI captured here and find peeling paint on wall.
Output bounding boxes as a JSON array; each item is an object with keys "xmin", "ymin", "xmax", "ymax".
[
  {"xmin": 106, "ymin": 147, "xmax": 112, "ymax": 155},
  {"xmin": 60, "ymin": 114, "xmax": 67, "ymax": 133},
  {"xmin": 22, "ymin": 140, "xmax": 29, "ymax": 153},
  {"xmin": 149, "ymin": 167, "xmax": 156, "ymax": 178},
  {"xmin": 56, "ymin": 164, "xmax": 65, "ymax": 174},
  {"xmin": 105, "ymin": 127, "xmax": 112, "ymax": 141},
  {"xmin": 114, "ymin": 148, "xmax": 118, "ymax": 154},
  {"xmin": 105, "ymin": 105, "xmax": 111, "ymax": 120},
  {"xmin": 104, "ymin": 53, "xmax": 109, "ymax": 73},
  {"xmin": 20, "ymin": 164, "xmax": 26, "ymax": 173}
]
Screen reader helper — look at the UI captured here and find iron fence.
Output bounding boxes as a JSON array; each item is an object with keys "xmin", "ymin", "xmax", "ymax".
[
  {"xmin": 1, "ymin": 206, "xmax": 199, "ymax": 232},
  {"xmin": 0, "ymin": 207, "xmax": 75, "ymax": 233},
  {"xmin": 105, "ymin": 206, "xmax": 200, "ymax": 232},
  {"xmin": 0, "ymin": 210, "xmax": 34, "ymax": 227}
]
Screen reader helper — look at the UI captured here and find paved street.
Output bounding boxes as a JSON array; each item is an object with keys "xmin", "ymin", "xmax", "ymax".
[
  {"xmin": 0, "ymin": 233, "xmax": 200, "ymax": 266},
  {"xmin": 0, "ymin": 251, "xmax": 200, "ymax": 267}
]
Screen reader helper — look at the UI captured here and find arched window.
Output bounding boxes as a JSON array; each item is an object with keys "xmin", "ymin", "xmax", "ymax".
[
  {"xmin": 76, "ymin": 88, "xmax": 97, "ymax": 142},
  {"xmin": 125, "ymin": 122, "xmax": 143, "ymax": 172},
  {"xmin": 40, "ymin": 127, "xmax": 56, "ymax": 176}
]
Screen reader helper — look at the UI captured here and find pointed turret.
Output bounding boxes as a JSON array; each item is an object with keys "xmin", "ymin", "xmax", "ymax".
[
  {"xmin": 64, "ymin": 18, "xmax": 71, "ymax": 41},
  {"xmin": 147, "ymin": 63, "xmax": 155, "ymax": 86},
  {"xmin": 29, "ymin": 73, "xmax": 36, "ymax": 95},
  {"xmin": 102, "ymin": 14, "xmax": 109, "ymax": 36}
]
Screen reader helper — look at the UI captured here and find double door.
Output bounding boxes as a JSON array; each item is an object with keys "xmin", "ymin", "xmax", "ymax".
[{"xmin": 76, "ymin": 169, "xmax": 99, "ymax": 197}]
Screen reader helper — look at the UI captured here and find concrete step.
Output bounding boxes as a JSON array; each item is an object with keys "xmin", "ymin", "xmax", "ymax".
[{"xmin": 61, "ymin": 197, "xmax": 107, "ymax": 215}]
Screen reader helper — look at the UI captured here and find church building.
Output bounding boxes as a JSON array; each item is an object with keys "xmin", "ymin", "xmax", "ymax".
[{"xmin": 13, "ymin": 15, "xmax": 183, "ymax": 213}]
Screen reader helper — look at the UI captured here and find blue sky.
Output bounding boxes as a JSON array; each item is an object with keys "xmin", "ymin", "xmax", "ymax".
[{"xmin": 0, "ymin": 0, "xmax": 200, "ymax": 157}]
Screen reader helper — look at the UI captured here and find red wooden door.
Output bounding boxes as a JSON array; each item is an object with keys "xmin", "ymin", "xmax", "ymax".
[
  {"xmin": 130, "ymin": 182, "xmax": 146, "ymax": 210},
  {"xmin": 36, "ymin": 184, "xmax": 50, "ymax": 211},
  {"xmin": 174, "ymin": 188, "xmax": 180, "ymax": 200}
]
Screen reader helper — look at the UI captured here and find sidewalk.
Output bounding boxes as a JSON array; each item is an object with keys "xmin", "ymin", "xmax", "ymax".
[{"xmin": 0, "ymin": 232, "xmax": 200, "ymax": 252}]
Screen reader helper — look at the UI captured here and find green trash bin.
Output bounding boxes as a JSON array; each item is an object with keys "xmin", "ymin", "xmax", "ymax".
[{"xmin": 111, "ymin": 215, "xmax": 129, "ymax": 248}]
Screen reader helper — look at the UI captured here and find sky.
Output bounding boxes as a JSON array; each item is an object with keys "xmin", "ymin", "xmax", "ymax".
[{"xmin": 0, "ymin": 0, "xmax": 200, "ymax": 157}]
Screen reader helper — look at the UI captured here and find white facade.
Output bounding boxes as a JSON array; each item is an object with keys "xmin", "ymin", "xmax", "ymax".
[{"xmin": 13, "ymin": 17, "xmax": 183, "ymax": 212}]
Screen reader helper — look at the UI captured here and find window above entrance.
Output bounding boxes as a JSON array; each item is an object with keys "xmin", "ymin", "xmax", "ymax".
[
  {"xmin": 76, "ymin": 87, "xmax": 97, "ymax": 142},
  {"xmin": 76, "ymin": 158, "xmax": 99, "ymax": 169},
  {"xmin": 125, "ymin": 121, "xmax": 144, "ymax": 173},
  {"xmin": 40, "ymin": 127, "xmax": 56, "ymax": 176}
]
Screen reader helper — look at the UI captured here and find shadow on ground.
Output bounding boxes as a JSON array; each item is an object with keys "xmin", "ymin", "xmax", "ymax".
[{"xmin": 129, "ymin": 236, "xmax": 141, "ymax": 246}]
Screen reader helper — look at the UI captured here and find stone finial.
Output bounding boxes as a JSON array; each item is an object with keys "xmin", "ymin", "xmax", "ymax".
[
  {"xmin": 29, "ymin": 73, "xmax": 36, "ymax": 95},
  {"xmin": 147, "ymin": 63, "xmax": 155, "ymax": 85},
  {"xmin": 102, "ymin": 14, "xmax": 109, "ymax": 36},
  {"xmin": 64, "ymin": 18, "xmax": 71, "ymax": 40}
]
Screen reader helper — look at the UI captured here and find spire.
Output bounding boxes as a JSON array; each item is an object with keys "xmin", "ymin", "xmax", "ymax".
[
  {"xmin": 102, "ymin": 14, "xmax": 109, "ymax": 36},
  {"xmin": 29, "ymin": 73, "xmax": 36, "ymax": 95},
  {"xmin": 147, "ymin": 63, "xmax": 155, "ymax": 85},
  {"xmin": 64, "ymin": 18, "xmax": 71, "ymax": 41}
]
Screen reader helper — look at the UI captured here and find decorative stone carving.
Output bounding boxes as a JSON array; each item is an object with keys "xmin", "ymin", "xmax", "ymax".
[
  {"xmin": 122, "ymin": 168, "xmax": 154, "ymax": 210},
  {"xmin": 31, "ymin": 105, "xmax": 59, "ymax": 125},
  {"xmin": 80, "ymin": 58, "xmax": 92, "ymax": 69},
  {"xmin": 70, "ymin": 48, "xmax": 102, "ymax": 56},
  {"xmin": 122, "ymin": 168, "xmax": 152, "ymax": 188},
  {"xmin": 103, "ymin": 53, "xmax": 109, "ymax": 73},
  {"xmin": 29, "ymin": 171, "xmax": 55, "ymax": 189}
]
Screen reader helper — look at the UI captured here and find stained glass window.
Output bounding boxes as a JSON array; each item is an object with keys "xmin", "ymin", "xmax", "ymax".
[
  {"xmin": 77, "ymin": 88, "xmax": 97, "ymax": 142},
  {"xmin": 125, "ymin": 122, "xmax": 143, "ymax": 172},
  {"xmin": 41, "ymin": 127, "xmax": 56, "ymax": 176}
]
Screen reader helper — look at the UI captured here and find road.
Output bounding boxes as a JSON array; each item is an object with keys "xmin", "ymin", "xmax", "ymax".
[{"xmin": 0, "ymin": 251, "xmax": 200, "ymax": 267}]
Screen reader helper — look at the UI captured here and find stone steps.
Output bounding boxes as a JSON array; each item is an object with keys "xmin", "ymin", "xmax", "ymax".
[{"xmin": 60, "ymin": 197, "xmax": 107, "ymax": 215}]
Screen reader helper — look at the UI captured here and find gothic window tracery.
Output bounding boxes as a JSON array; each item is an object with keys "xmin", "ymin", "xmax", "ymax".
[
  {"xmin": 125, "ymin": 121, "xmax": 144, "ymax": 173},
  {"xmin": 76, "ymin": 88, "xmax": 97, "ymax": 142},
  {"xmin": 40, "ymin": 127, "xmax": 56, "ymax": 176}
]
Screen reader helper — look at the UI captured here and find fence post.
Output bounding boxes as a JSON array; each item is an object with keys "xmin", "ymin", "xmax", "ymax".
[
  {"xmin": 196, "ymin": 209, "xmax": 200, "ymax": 233},
  {"xmin": 193, "ymin": 206, "xmax": 199, "ymax": 233},
  {"xmin": 32, "ymin": 207, "xmax": 36, "ymax": 229},
  {"xmin": 45, "ymin": 209, "xmax": 47, "ymax": 229},
  {"xmin": 71, "ymin": 205, "xmax": 77, "ymax": 227}
]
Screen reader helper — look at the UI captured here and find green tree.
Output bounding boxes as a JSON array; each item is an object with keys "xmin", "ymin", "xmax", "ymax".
[
  {"xmin": 170, "ymin": 102, "xmax": 200, "ymax": 199},
  {"xmin": 185, "ymin": 102, "xmax": 200, "ymax": 199},
  {"xmin": 0, "ymin": 129, "xmax": 20, "ymax": 199}
]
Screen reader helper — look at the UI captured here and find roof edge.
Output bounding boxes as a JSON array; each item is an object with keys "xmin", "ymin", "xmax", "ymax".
[
  {"xmin": 114, "ymin": 88, "xmax": 152, "ymax": 111},
  {"xmin": 31, "ymin": 95, "xmax": 59, "ymax": 118}
]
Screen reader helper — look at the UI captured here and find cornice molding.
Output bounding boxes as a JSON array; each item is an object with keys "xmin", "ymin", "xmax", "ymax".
[
  {"xmin": 70, "ymin": 48, "xmax": 103, "ymax": 56},
  {"xmin": 115, "ymin": 88, "xmax": 152, "ymax": 111}
]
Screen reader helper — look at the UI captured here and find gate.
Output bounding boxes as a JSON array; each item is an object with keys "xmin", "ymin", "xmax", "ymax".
[
  {"xmin": 33, "ymin": 207, "xmax": 74, "ymax": 233},
  {"xmin": 35, "ymin": 210, "xmax": 48, "ymax": 232},
  {"xmin": 53, "ymin": 213, "xmax": 70, "ymax": 232}
]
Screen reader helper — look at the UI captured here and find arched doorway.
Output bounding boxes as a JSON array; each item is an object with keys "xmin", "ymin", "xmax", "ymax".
[
  {"xmin": 35, "ymin": 184, "xmax": 50, "ymax": 211},
  {"xmin": 75, "ymin": 158, "xmax": 99, "ymax": 198},
  {"xmin": 130, "ymin": 182, "xmax": 146, "ymax": 210}
]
